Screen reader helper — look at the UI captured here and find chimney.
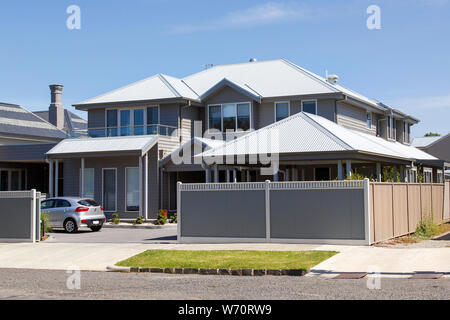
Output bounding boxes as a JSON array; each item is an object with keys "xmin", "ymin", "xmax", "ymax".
[{"xmin": 49, "ymin": 84, "xmax": 65, "ymax": 129}]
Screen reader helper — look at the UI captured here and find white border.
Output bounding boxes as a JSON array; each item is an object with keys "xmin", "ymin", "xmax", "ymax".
[{"xmin": 105, "ymin": 105, "xmax": 160, "ymax": 136}]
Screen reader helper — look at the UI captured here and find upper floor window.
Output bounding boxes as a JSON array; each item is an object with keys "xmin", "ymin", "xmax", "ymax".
[
  {"xmin": 208, "ymin": 103, "xmax": 251, "ymax": 132},
  {"xmin": 302, "ymin": 100, "xmax": 317, "ymax": 115},
  {"xmin": 105, "ymin": 107, "xmax": 159, "ymax": 137},
  {"xmin": 366, "ymin": 112, "xmax": 372, "ymax": 129},
  {"xmin": 275, "ymin": 102, "xmax": 289, "ymax": 122},
  {"xmin": 403, "ymin": 122, "xmax": 410, "ymax": 144},
  {"xmin": 388, "ymin": 116, "xmax": 396, "ymax": 140}
]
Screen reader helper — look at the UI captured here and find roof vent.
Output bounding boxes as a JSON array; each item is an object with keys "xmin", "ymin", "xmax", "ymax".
[
  {"xmin": 249, "ymin": 58, "xmax": 257, "ymax": 62},
  {"xmin": 326, "ymin": 74, "xmax": 339, "ymax": 84}
]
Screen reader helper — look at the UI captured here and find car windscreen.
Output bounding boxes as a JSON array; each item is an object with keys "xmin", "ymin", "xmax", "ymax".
[{"xmin": 77, "ymin": 199, "xmax": 99, "ymax": 207}]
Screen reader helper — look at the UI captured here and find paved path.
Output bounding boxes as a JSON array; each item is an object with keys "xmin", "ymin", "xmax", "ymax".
[
  {"xmin": 0, "ymin": 269, "xmax": 448, "ymax": 300},
  {"xmin": 47, "ymin": 226, "xmax": 177, "ymax": 244}
]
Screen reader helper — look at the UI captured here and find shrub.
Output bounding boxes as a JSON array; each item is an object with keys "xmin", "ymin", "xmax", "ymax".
[
  {"xmin": 154, "ymin": 211, "xmax": 167, "ymax": 225},
  {"xmin": 170, "ymin": 212, "xmax": 177, "ymax": 224},
  {"xmin": 111, "ymin": 213, "xmax": 120, "ymax": 224},
  {"xmin": 345, "ymin": 172, "xmax": 366, "ymax": 181},
  {"xmin": 134, "ymin": 216, "xmax": 144, "ymax": 225},
  {"xmin": 415, "ymin": 215, "xmax": 439, "ymax": 239},
  {"xmin": 40, "ymin": 211, "xmax": 53, "ymax": 235}
]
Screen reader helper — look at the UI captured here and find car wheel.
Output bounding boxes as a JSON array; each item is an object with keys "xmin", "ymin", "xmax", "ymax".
[
  {"xmin": 90, "ymin": 226, "xmax": 102, "ymax": 232},
  {"xmin": 64, "ymin": 219, "xmax": 78, "ymax": 233}
]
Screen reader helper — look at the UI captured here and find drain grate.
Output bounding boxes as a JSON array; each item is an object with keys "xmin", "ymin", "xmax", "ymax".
[
  {"xmin": 333, "ymin": 272, "xmax": 367, "ymax": 279},
  {"xmin": 410, "ymin": 272, "xmax": 443, "ymax": 279}
]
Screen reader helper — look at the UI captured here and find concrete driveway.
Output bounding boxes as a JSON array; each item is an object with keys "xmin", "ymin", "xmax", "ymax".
[{"xmin": 47, "ymin": 226, "xmax": 177, "ymax": 244}]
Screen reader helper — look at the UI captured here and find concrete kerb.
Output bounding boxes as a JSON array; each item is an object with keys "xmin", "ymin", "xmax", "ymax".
[
  {"xmin": 103, "ymin": 223, "xmax": 177, "ymax": 230},
  {"xmin": 106, "ymin": 266, "xmax": 308, "ymax": 277}
]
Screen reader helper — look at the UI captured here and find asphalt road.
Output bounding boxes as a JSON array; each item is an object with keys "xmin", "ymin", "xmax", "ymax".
[
  {"xmin": 47, "ymin": 227, "xmax": 177, "ymax": 244},
  {"xmin": 0, "ymin": 269, "xmax": 448, "ymax": 300}
]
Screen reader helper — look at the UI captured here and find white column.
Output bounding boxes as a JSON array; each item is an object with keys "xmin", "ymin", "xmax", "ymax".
[
  {"xmin": 139, "ymin": 156, "xmax": 143, "ymax": 218},
  {"xmin": 214, "ymin": 165, "xmax": 219, "ymax": 183},
  {"xmin": 247, "ymin": 170, "xmax": 251, "ymax": 182},
  {"xmin": 376, "ymin": 163, "xmax": 382, "ymax": 182},
  {"xmin": 49, "ymin": 159, "xmax": 54, "ymax": 197},
  {"xmin": 233, "ymin": 169, "xmax": 237, "ymax": 183},
  {"xmin": 285, "ymin": 168, "xmax": 290, "ymax": 182},
  {"xmin": 80, "ymin": 158, "xmax": 85, "ymax": 197},
  {"xmin": 337, "ymin": 160, "xmax": 343, "ymax": 180},
  {"xmin": 54, "ymin": 160, "xmax": 59, "ymax": 197},
  {"xmin": 205, "ymin": 167, "xmax": 211, "ymax": 183},
  {"xmin": 144, "ymin": 153, "xmax": 148, "ymax": 220},
  {"xmin": 345, "ymin": 160, "xmax": 352, "ymax": 179},
  {"xmin": 226, "ymin": 170, "xmax": 230, "ymax": 183}
]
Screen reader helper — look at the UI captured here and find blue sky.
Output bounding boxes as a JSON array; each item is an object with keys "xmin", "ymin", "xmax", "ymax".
[{"xmin": 0, "ymin": 0, "xmax": 449, "ymax": 137}]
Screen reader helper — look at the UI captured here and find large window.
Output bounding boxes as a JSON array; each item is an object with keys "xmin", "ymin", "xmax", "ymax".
[
  {"xmin": 275, "ymin": 102, "xmax": 289, "ymax": 122},
  {"xmin": 105, "ymin": 107, "xmax": 159, "ymax": 137},
  {"xmin": 80, "ymin": 168, "xmax": 94, "ymax": 199},
  {"xmin": 302, "ymin": 100, "xmax": 317, "ymax": 115},
  {"xmin": 388, "ymin": 116, "xmax": 396, "ymax": 140},
  {"xmin": 106, "ymin": 109, "xmax": 118, "ymax": 137},
  {"xmin": 126, "ymin": 168, "xmax": 140, "ymax": 212},
  {"xmin": 146, "ymin": 106, "xmax": 159, "ymax": 134},
  {"xmin": 0, "ymin": 169, "xmax": 26, "ymax": 191},
  {"xmin": 403, "ymin": 122, "xmax": 410, "ymax": 144},
  {"xmin": 134, "ymin": 109, "xmax": 144, "ymax": 135},
  {"xmin": 208, "ymin": 103, "xmax": 251, "ymax": 132},
  {"xmin": 103, "ymin": 169, "xmax": 116, "ymax": 212},
  {"xmin": 423, "ymin": 168, "xmax": 433, "ymax": 183}
]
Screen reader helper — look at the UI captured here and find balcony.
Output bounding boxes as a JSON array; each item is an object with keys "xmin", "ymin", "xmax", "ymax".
[{"xmin": 67, "ymin": 124, "xmax": 178, "ymax": 139}]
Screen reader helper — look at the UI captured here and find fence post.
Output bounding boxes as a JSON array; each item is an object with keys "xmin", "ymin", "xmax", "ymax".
[
  {"xmin": 265, "ymin": 180, "xmax": 271, "ymax": 243},
  {"xmin": 363, "ymin": 178, "xmax": 371, "ymax": 245},
  {"xmin": 31, "ymin": 189, "xmax": 36, "ymax": 244},
  {"xmin": 177, "ymin": 182, "xmax": 182, "ymax": 243}
]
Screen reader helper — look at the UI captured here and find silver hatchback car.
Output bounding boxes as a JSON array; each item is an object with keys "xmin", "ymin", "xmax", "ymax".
[{"xmin": 41, "ymin": 197, "xmax": 106, "ymax": 233}]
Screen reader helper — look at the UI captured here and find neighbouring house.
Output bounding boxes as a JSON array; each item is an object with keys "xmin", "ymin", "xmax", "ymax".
[
  {"xmin": 0, "ymin": 85, "xmax": 87, "ymax": 193},
  {"xmin": 45, "ymin": 58, "xmax": 443, "ymax": 219},
  {"xmin": 412, "ymin": 134, "xmax": 450, "ymax": 181}
]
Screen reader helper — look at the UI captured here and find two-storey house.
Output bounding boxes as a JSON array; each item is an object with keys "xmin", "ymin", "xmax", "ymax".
[{"xmin": 46, "ymin": 59, "xmax": 441, "ymax": 219}]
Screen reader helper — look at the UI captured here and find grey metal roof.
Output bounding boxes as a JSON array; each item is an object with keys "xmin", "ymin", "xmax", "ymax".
[
  {"xmin": 200, "ymin": 112, "xmax": 436, "ymax": 162},
  {"xmin": 412, "ymin": 135, "xmax": 448, "ymax": 148},
  {"xmin": 33, "ymin": 109, "xmax": 87, "ymax": 132},
  {"xmin": 0, "ymin": 102, "xmax": 67, "ymax": 140},
  {"xmin": 73, "ymin": 59, "xmax": 418, "ymax": 123},
  {"xmin": 46, "ymin": 135, "xmax": 158, "ymax": 157}
]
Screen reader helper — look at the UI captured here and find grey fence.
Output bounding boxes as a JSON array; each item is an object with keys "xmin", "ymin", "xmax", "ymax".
[
  {"xmin": 177, "ymin": 180, "xmax": 370, "ymax": 245},
  {"xmin": 0, "ymin": 190, "xmax": 41, "ymax": 243}
]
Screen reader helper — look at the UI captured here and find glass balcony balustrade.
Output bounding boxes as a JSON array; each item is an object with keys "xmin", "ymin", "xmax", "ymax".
[{"xmin": 67, "ymin": 124, "xmax": 178, "ymax": 139}]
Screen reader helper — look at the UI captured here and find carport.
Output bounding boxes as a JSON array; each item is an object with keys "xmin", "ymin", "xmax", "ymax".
[{"xmin": 46, "ymin": 136, "xmax": 160, "ymax": 219}]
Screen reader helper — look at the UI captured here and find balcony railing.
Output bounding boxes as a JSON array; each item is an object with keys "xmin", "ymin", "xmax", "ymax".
[{"xmin": 67, "ymin": 124, "xmax": 178, "ymax": 139}]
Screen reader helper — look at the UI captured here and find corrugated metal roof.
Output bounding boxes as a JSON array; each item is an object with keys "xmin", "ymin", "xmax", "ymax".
[
  {"xmin": 0, "ymin": 102, "xmax": 67, "ymax": 140},
  {"xmin": 200, "ymin": 112, "xmax": 437, "ymax": 161},
  {"xmin": 77, "ymin": 74, "xmax": 199, "ymax": 105},
  {"xmin": 411, "ymin": 136, "xmax": 444, "ymax": 148},
  {"xmin": 33, "ymin": 109, "xmax": 87, "ymax": 131},
  {"xmin": 46, "ymin": 135, "xmax": 158, "ymax": 156}
]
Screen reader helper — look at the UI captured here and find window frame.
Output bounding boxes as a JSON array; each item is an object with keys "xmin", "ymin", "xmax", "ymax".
[
  {"xmin": 104, "ymin": 105, "xmax": 160, "ymax": 137},
  {"xmin": 79, "ymin": 168, "xmax": 94, "ymax": 199},
  {"xmin": 125, "ymin": 167, "xmax": 140, "ymax": 213},
  {"xmin": 102, "ymin": 168, "xmax": 117, "ymax": 213},
  {"xmin": 301, "ymin": 99, "xmax": 318, "ymax": 115},
  {"xmin": 274, "ymin": 101, "xmax": 290, "ymax": 122},
  {"xmin": 0, "ymin": 168, "xmax": 26, "ymax": 191},
  {"xmin": 366, "ymin": 112, "xmax": 372, "ymax": 129},
  {"xmin": 423, "ymin": 167, "xmax": 433, "ymax": 183},
  {"xmin": 206, "ymin": 101, "xmax": 252, "ymax": 132}
]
